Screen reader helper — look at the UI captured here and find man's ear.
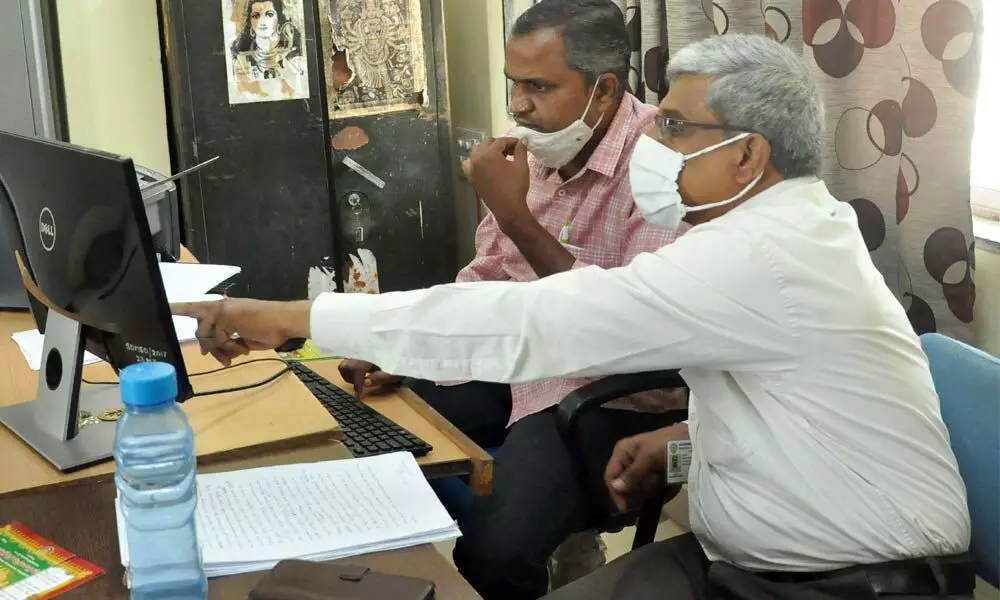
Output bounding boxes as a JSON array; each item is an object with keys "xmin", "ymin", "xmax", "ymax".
[
  {"xmin": 737, "ymin": 134, "xmax": 771, "ymax": 183},
  {"xmin": 594, "ymin": 73, "xmax": 619, "ymax": 111}
]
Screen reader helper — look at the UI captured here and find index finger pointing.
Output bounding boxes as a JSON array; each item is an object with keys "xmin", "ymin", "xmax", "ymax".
[
  {"xmin": 171, "ymin": 298, "xmax": 224, "ymax": 318},
  {"xmin": 170, "ymin": 302, "xmax": 201, "ymax": 318}
]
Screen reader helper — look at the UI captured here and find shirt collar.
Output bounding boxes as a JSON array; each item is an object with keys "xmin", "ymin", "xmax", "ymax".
[{"xmin": 735, "ymin": 176, "xmax": 822, "ymax": 212}]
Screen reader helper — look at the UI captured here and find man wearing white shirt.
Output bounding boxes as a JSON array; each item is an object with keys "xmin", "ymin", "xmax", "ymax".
[{"xmin": 175, "ymin": 34, "xmax": 974, "ymax": 599}]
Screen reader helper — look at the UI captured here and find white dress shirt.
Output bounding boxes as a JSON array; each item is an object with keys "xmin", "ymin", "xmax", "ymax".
[{"xmin": 311, "ymin": 178, "xmax": 971, "ymax": 571}]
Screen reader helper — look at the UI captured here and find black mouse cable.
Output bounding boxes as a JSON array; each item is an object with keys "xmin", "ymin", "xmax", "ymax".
[{"xmin": 81, "ymin": 358, "xmax": 292, "ymax": 398}]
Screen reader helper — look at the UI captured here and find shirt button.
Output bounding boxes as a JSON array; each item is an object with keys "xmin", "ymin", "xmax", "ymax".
[{"xmin": 558, "ymin": 190, "xmax": 567, "ymax": 197}]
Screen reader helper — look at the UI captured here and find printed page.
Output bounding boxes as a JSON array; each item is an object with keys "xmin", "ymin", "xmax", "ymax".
[{"xmin": 184, "ymin": 454, "xmax": 453, "ymax": 564}]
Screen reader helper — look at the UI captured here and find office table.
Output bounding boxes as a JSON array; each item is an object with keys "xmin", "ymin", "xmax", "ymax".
[
  {"xmin": 0, "ymin": 467, "xmax": 482, "ymax": 599},
  {"xmin": 0, "ymin": 249, "xmax": 492, "ymax": 498}
]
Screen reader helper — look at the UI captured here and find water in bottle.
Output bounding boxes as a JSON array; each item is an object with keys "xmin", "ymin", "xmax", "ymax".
[{"xmin": 114, "ymin": 362, "xmax": 207, "ymax": 599}]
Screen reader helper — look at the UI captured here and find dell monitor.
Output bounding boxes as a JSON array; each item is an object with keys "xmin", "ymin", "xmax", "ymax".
[
  {"xmin": 0, "ymin": 223, "xmax": 29, "ymax": 309},
  {"xmin": 0, "ymin": 130, "xmax": 192, "ymax": 471}
]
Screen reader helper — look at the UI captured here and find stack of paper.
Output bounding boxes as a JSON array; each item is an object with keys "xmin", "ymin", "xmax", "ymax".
[
  {"xmin": 9, "ymin": 260, "xmax": 239, "ymax": 371},
  {"xmin": 116, "ymin": 453, "xmax": 461, "ymax": 578}
]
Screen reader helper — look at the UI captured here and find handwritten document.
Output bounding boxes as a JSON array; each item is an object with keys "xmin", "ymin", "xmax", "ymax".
[{"xmin": 117, "ymin": 453, "xmax": 460, "ymax": 578}]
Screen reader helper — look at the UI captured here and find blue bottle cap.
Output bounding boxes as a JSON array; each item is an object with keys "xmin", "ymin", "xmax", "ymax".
[{"xmin": 119, "ymin": 362, "xmax": 178, "ymax": 407}]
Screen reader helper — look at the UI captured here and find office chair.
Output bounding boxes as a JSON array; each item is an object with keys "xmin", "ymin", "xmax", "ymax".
[
  {"xmin": 556, "ymin": 370, "xmax": 688, "ymax": 550},
  {"xmin": 429, "ymin": 371, "xmax": 687, "ymax": 551},
  {"xmin": 921, "ymin": 333, "xmax": 1000, "ymax": 588}
]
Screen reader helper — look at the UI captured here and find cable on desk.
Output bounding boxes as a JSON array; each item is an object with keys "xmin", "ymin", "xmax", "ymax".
[
  {"xmin": 188, "ymin": 364, "xmax": 291, "ymax": 398},
  {"xmin": 84, "ymin": 363, "xmax": 290, "ymax": 398},
  {"xmin": 189, "ymin": 357, "xmax": 288, "ymax": 377},
  {"xmin": 81, "ymin": 357, "xmax": 291, "ymax": 386}
]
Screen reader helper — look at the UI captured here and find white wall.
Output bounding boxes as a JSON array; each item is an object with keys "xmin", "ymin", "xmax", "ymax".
[
  {"xmin": 442, "ymin": 0, "xmax": 509, "ymax": 264},
  {"xmin": 56, "ymin": 0, "xmax": 170, "ymax": 174},
  {"xmin": 442, "ymin": 0, "xmax": 509, "ymax": 137},
  {"xmin": 974, "ymin": 248, "xmax": 1000, "ymax": 356}
]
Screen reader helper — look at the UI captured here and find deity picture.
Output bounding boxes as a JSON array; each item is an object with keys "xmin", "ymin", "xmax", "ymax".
[
  {"xmin": 322, "ymin": 0, "xmax": 428, "ymax": 118},
  {"xmin": 223, "ymin": 0, "xmax": 310, "ymax": 105}
]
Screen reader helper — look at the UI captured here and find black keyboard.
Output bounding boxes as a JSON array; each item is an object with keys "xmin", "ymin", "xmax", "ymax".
[{"xmin": 289, "ymin": 362, "xmax": 433, "ymax": 458}]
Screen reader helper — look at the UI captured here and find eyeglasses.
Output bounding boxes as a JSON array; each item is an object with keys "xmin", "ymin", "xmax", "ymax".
[{"xmin": 654, "ymin": 115, "xmax": 757, "ymax": 140}]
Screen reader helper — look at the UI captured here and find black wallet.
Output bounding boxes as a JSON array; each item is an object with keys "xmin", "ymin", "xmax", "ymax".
[{"xmin": 248, "ymin": 560, "xmax": 435, "ymax": 600}]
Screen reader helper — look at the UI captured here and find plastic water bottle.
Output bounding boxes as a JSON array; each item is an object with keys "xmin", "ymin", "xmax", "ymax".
[{"xmin": 114, "ymin": 362, "xmax": 207, "ymax": 599}]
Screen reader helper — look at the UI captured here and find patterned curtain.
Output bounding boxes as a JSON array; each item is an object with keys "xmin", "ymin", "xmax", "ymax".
[{"xmin": 615, "ymin": 0, "xmax": 982, "ymax": 342}]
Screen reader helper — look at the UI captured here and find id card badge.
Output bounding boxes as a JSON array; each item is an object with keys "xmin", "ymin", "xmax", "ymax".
[{"xmin": 665, "ymin": 440, "xmax": 693, "ymax": 484}]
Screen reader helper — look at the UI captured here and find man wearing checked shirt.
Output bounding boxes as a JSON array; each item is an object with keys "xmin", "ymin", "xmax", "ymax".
[{"xmin": 339, "ymin": 2, "xmax": 685, "ymax": 598}]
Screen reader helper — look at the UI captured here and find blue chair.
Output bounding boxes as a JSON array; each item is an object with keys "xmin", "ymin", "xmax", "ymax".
[{"xmin": 921, "ymin": 333, "xmax": 1000, "ymax": 588}]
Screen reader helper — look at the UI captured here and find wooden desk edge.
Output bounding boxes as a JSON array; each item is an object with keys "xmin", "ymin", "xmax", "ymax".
[
  {"xmin": 398, "ymin": 386, "xmax": 494, "ymax": 495},
  {"xmin": 0, "ymin": 427, "xmax": 342, "ymax": 500}
]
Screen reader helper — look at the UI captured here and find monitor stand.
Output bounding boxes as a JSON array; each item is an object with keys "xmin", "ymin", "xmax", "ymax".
[{"xmin": 0, "ymin": 311, "xmax": 122, "ymax": 471}]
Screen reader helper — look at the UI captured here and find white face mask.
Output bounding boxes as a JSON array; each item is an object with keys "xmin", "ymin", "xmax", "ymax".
[
  {"xmin": 629, "ymin": 133, "xmax": 764, "ymax": 230},
  {"xmin": 510, "ymin": 84, "xmax": 604, "ymax": 169}
]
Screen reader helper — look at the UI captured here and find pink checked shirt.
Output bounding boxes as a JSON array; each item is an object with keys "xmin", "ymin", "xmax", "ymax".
[{"xmin": 456, "ymin": 93, "xmax": 686, "ymax": 424}]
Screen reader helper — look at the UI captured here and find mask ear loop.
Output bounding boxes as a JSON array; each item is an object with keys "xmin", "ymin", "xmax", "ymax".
[
  {"xmin": 682, "ymin": 133, "xmax": 765, "ymax": 213},
  {"xmin": 685, "ymin": 169, "xmax": 765, "ymax": 213},
  {"xmin": 582, "ymin": 80, "xmax": 606, "ymax": 129},
  {"xmin": 683, "ymin": 131, "xmax": 752, "ymax": 162}
]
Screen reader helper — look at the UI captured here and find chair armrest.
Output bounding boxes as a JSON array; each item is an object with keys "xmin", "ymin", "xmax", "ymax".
[{"xmin": 556, "ymin": 370, "xmax": 688, "ymax": 440}]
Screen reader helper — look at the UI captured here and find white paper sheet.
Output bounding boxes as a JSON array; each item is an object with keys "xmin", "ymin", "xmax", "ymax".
[
  {"xmin": 116, "ymin": 453, "xmax": 461, "ymax": 578},
  {"xmin": 12, "ymin": 315, "xmax": 202, "ymax": 372},
  {"xmin": 11, "ymin": 329, "xmax": 101, "ymax": 371},
  {"xmin": 158, "ymin": 263, "xmax": 241, "ymax": 303}
]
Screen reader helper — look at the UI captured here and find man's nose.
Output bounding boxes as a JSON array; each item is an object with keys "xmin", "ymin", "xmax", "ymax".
[{"xmin": 509, "ymin": 91, "xmax": 533, "ymax": 119}]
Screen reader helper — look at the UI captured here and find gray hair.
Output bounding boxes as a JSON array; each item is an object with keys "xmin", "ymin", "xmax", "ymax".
[
  {"xmin": 666, "ymin": 34, "xmax": 825, "ymax": 178},
  {"xmin": 512, "ymin": 0, "xmax": 630, "ymax": 96}
]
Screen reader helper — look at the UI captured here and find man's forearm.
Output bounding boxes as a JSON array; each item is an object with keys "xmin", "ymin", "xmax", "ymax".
[
  {"xmin": 497, "ymin": 213, "xmax": 576, "ymax": 278},
  {"xmin": 269, "ymin": 300, "xmax": 313, "ymax": 341}
]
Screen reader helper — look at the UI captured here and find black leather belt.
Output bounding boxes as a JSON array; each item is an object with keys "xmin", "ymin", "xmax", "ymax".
[{"xmin": 757, "ymin": 554, "xmax": 976, "ymax": 596}]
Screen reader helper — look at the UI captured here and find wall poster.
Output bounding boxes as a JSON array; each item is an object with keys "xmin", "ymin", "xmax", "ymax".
[
  {"xmin": 223, "ymin": 0, "xmax": 311, "ymax": 104},
  {"xmin": 320, "ymin": 0, "xmax": 428, "ymax": 119}
]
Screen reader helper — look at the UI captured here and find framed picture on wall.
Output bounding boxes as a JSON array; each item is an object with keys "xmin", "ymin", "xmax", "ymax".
[{"xmin": 502, "ymin": 0, "xmax": 541, "ymax": 112}]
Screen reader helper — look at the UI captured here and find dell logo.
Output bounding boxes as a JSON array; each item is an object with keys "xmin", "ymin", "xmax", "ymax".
[{"xmin": 38, "ymin": 207, "xmax": 56, "ymax": 251}]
